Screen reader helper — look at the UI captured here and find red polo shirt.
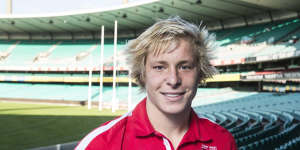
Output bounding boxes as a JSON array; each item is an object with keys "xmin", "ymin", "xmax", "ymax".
[{"xmin": 76, "ymin": 98, "xmax": 237, "ymax": 150}]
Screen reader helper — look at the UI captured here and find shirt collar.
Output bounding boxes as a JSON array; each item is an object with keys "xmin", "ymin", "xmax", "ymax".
[
  {"xmin": 130, "ymin": 98, "xmax": 213, "ymax": 143},
  {"xmin": 131, "ymin": 97, "xmax": 156, "ymax": 137},
  {"xmin": 180, "ymin": 109, "xmax": 212, "ymax": 144}
]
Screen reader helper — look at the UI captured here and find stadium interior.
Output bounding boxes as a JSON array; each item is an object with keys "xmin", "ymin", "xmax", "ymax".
[{"xmin": 0, "ymin": 0, "xmax": 300, "ymax": 149}]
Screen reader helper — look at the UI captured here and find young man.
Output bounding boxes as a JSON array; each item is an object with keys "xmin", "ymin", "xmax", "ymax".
[{"xmin": 76, "ymin": 16, "xmax": 237, "ymax": 150}]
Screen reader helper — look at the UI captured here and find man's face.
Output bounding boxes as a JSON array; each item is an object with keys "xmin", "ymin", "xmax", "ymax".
[{"xmin": 145, "ymin": 39, "xmax": 199, "ymax": 115}]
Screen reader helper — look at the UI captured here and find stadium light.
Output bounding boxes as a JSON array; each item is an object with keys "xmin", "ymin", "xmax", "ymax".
[
  {"xmin": 122, "ymin": 13, "xmax": 127, "ymax": 19},
  {"xmin": 196, "ymin": 0, "xmax": 202, "ymax": 4},
  {"xmin": 158, "ymin": 7, "xmax": 164, "ymax": 13}
]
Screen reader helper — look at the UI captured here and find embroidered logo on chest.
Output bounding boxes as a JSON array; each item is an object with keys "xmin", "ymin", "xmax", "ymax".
[{"xmin": 201, "ymin": 144, "xmax": 217, "ymax": 150}]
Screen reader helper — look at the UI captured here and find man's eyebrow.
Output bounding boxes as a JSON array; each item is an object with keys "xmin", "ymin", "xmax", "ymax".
[
  {"xmin": 178, "ymin": 60, "xmax": 193, "ymax": 64},
  {"xmin": 151, "ymin": 60, "xmax": 168, "ymax": 64},
  {"xmin": 151, "ymin": 60, "xmax": 194, "ymax": 65}
]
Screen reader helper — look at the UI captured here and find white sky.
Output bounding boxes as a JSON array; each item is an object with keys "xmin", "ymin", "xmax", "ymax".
[{"xmin": 0, "ymin": 0, "xmax": 139, "ymax": 15}]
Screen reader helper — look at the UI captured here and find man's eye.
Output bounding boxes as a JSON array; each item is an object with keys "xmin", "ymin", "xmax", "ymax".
[
  {"xmin": 180, "ymin": 65, "xmax": 192, "ymax": 70},
  {"xmin": 153, "ymin": 66, "xmax": 165, "ymax": 70}
]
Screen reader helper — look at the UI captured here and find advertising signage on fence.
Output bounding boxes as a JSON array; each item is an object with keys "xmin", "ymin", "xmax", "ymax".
[
  {"xmin": 264, "ymin": 73, "xmax": 284, "ymax": 79},
  {"xmin": 284, "ymin": 72, "xmax": 300, "ymax": 78},
  {"xmin": 245, "ymin": 57, "xmax": 256, "ymax": 63},
  {"xmin": 241, "ymin": 74, "xmax": 263, "ymax": 80},
  {"xmin": 242, "ymin": 71, "xmax": 300, "ymax": 80}
]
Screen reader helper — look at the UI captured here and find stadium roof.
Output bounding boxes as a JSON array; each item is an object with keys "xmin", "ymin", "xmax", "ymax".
[{"xmin": 0, "ymin": 0, "xmax": 300, "ymax": 36}]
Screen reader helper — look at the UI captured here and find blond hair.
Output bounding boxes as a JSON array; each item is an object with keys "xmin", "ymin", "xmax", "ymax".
[{"xmin": 125, "ymin": 16, "xmax": 217, "ymax": 89}]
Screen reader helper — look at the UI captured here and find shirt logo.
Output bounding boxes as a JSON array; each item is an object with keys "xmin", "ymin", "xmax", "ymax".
[{"xmin": 201, "ymin": 144, "xmax": 217, "ymax": 150}]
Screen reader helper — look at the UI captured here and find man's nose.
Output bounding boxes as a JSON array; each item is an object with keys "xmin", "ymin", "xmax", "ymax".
[{"xmin": 166, "ymin": 68, "xmax": 181, "ymax": 88}]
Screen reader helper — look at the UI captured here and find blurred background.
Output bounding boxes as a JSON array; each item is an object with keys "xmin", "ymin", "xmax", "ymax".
[{"xmin": 0, "ymin": 0, "xmax": 299, "ymax": 149}]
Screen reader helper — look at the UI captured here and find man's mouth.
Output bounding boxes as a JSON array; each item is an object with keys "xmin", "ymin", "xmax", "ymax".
[{"xmin": 160, "ymin": 92, "xmax": 185, "ymax": 100}]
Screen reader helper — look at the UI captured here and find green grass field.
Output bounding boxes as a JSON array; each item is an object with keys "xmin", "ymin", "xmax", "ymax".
[{"xmin": 0, "ymin": 101, "xmax": 126, "ymax": 150}]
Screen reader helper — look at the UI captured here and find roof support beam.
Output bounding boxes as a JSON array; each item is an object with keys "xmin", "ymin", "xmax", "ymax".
[
  {"xmin": 49, "ymin": 32, "xmax": 54, "ymax": 41},
  {"xmin": 268, "ymin": 10, "xmax": 274, "ymax": 22},
  {"xmin": 28, "ymin": 32, "xmax": 32, "ymax": 41},
  {"xmin": 219, "ymin": 19, "xmax": 225, "ymax": 30},
  {"xmin": 243, "ymin": 16, "xmax": 249, "ymax": 26}
]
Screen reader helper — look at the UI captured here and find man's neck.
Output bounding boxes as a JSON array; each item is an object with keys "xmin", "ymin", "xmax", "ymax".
[{"xmin": 146, "ymin": 99, "xmax": 191, "ymax": 149}]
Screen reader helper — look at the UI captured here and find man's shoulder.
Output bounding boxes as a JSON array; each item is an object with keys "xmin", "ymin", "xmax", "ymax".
[
  {"xmin": 95, "ymin": 115, "xmax": 129, "ymax": 137},
  {"xmin": 75, "ymin": 112, "xmax": 132, "ymax": 150}
]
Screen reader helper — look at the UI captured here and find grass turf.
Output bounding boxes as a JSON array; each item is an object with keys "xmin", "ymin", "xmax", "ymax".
[{"xmin": 0, "ymin": 101, "xmax": 126, "ymax": 150}]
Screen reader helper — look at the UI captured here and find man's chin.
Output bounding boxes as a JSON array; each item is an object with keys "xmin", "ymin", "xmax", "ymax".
[{"xmin": 161, "ymin": 104, "xmax": 190, "ymax": 116}]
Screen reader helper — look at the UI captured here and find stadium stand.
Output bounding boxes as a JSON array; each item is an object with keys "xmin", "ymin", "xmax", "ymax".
[
  {"xmin": 213, "ymin": 18, "xmax": 300, "ymax": 46},
  {"xmin": 0, "ymin": 39, "xmax": 128, "ymax": 71},
  {"xmin": 1, "ymin": 22, "xmax": 300, "ymax": 148},
  {"xmin": 194, "ymin": 92, "xmax": 300, "ymax": 150}
]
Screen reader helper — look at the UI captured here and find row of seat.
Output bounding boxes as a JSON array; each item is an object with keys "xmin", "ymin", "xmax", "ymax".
[
  {"xmin": 229, "ymin": 111, "xmax": 251, "ymax": 133},
  {"xmin": 237, "ymin": 122, "xmax": 281, "ymax": 147},
  {"xmin": 1, "ymin": 19, "xmax": 300, "ymax": 71},
  {"xmin": 240, "ymin": 123, "xmax": 300, "ymax": 150},
  {"xmin": 214, "ymin": 18, "xmax": 300, "ymax": 46},
  {"xmin": 194, "ymin": 92, "xmax": 300, "ymax": 149},
  {"xmin": 209, "ymin": 108, "xmax": 298, "ymax": 149},
  {"xmin": 0, "ymin": 40, "xmax": 127, "ymax": 68},
  {"xmin": 275, "ymin": 136, "xmax": 300, "ymax": 150}
]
